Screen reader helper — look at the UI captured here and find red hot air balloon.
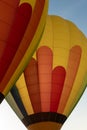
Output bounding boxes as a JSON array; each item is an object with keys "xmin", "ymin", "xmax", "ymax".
[
  {"xmin": 0, "ymin": 0, "xmax": 49, "ymax": 102},
  {"xmin": 0, "ymin": 0, "xmax": 20, "ymax": 101}
]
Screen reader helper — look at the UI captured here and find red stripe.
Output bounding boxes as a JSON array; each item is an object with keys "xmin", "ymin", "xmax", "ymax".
[{"xmin": 50, "ymin": 66, "xmax": 66, "ymax": 112}]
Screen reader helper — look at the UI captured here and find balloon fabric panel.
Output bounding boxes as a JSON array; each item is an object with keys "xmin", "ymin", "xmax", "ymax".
[
  {"xmin": 0, "ymin": 0, "xmax": 20, "ymax": 24},
  {"xmin": 50, "ymin": 66, "xmax": 66, "ymax": 112},
  {"xmin": 63, "ymin": 21, "xmax": 87, "ymax": 116},
  {"xmin": 58, "ymin": 45, "xmax": 82, "ymax": 113},
  {"xmin": 20, "ymin": 0, "xmax": 36, "ymax": 9},
  {"xmin": 26, "ymin": 46, "xmax": 65, "ymax": 113},
  {"xmin": 0, "ymin": 3, "xmax": 32, "ymax": 92},
  {"xmin": 11, "ymin": 86, "xmax": 27, "ymax": 117},
  {"xmin": 24, "ymin": 58, "xmax": 41, "ymax": 113},
  {"xmin": 36, "ymin": 46, "xmax": 53, "ymax": 112},
  {"xmin": 16, "ymin": 74, "xmax": 34, "ymax": 115},
  {"xmin": 0, "ymin": 0, "xmax": 19, "ymax": 59},
  {"xmin": 2, "ymin": 0, "xmax": 20, "ymax": 7}
]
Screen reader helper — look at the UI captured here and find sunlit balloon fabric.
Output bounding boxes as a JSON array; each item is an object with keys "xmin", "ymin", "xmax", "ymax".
[
  {"xmin": 0, "ymin": 0, "xmax": 48, "ymax": 102},
  {"xmin": 6, "ymin": 15, "xmax": 87, "ymax": 130}
]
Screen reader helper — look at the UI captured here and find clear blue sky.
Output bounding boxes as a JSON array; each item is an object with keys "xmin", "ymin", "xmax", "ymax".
[
  {"xmin": 48, "ymin": 0, "xmax": 87, "ymax": 36},
  {"xmin": 0, "ymin": 1, "xmax": 87, "ymax": 130}
]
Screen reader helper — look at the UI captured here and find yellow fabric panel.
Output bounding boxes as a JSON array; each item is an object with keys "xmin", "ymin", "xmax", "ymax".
[
  {"xmin": 16, "ymin": 74, "xmax": 34, "ymax": 115},
  {"xmin": 6, "ymin": 92, "xmax": 24, "ymax": 120},
  {"xmin": 34, "ymin": 16, "xmax": 70, "ymax": 69},
  {"xmin": 50, "ymin": 16, "xmax": 70, "ymax": 68},
  {"xmin": 67, "ymin": 20, "xmax": 87, "ymax": 48},
  {"xmin": 63, "ymin": 21, "xmax": 87, "ymax": 116},
  {"xmin": 64, "ymin": 74, "xmax": 87, "ymax": 116},
  {"xmin": 3, "ymin": 0, "xmax": 49, "ymax": 95},
  {"xmin": 20, "ymin": 0, "xmax": 36, "ymax": 9},
  {"xmin": 77, "ymin": 72, "xmax": 87, "ymax": 100}
]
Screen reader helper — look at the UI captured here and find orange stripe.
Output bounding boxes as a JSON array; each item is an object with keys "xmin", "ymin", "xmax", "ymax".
[
  {"xmin": 36, "ymin": 46, "xmax": 53, "ymax": 112},
  {"xmin": 58, "ymin": 45, "xmax": 82, "ymax": 113},
  {"xmin": 2, "ymin": 0, "xmax": 20, "ymax": 7}
]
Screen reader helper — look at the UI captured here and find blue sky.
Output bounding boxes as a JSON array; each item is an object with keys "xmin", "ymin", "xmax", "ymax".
[
  {"xmin": 0, "ymin": 1, "xmax": 87, "ymax": 130},
  {"xmin": 48, "ymin": 0, "xmax": 87, "ymax": 36}
]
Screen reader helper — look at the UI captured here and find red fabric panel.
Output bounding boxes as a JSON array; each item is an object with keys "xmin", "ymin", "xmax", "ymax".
[
  {"xmin": 0, "ymin": 0, "xmax": 19, "ymax": 59},
  {"xmin": 2, "ymin": 0, "xmax": 19, "ymax": 8},
  {"xmin": 0, "ymin": 0, "xmax": 20, "ymax": 24},
  {"xmin": 0, "ymin": 3, "xmax": 32, "ymax": 91},
  {"xmin": 50, "ymin": 66, "xmax": 66, "ymax": 112},
  {"xmin": 24, "ymin": 58, "xmax": 41, "ymax": 113}
]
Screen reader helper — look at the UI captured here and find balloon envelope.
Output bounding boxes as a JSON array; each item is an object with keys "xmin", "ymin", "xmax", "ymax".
[
  {"xmin": 0, "ymin": 0, "xmax": 20, "ymax": 101},
  {"xmin": 6, "ymin": 15, "xmax": 87, "ymax": 130},
  {"xmin": 0, "ymin": 0, "xmax": 48, "ymax": 102}
]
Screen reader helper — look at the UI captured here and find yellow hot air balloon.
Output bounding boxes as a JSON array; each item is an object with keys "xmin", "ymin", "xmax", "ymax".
[
  {"xmin": 6, "ymin": 15, "xmax": 87, "ymax": 130},
  {"xmin": 0, "ymin": 0, "xmax": 49, "ymax": 102}
]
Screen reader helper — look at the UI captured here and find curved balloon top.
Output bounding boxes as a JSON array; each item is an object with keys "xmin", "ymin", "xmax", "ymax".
[
  {"xmin": 0, "ymin": 0, "xmax": 49, "ymax": 102},
  {"xmin": 6, "ymin": 15, "xmax": 87, "ymax": 130}
]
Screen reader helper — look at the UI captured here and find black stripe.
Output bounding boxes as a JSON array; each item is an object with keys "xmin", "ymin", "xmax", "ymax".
[
  {"xmin": 11, "ymin": 86, "xmax": 27, "ymax": 117},
  {"xmin": 22, "ymin": 112, "xmax": 67, "ymax": 127},
  {"xmin": 0, "ymin": 92, "xmax": 4, "ymax": 103}
]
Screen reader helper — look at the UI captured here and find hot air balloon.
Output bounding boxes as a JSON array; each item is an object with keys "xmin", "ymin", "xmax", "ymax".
[
  {"xmin": 6, "ymin": 15, "xmax": 87, "ymax": 130},
  {"xmin": 0, "ymin": 0, "xmax": 48, "ymax": 102}
]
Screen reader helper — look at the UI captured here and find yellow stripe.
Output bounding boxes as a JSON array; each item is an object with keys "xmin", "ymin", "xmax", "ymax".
[
  {"xmin": 16, "ymin": 74, "xmax": 34, "ymax": 115},
  {"xmin": 19, "ymin": 0, "xmax": 36, "ymax": 9}
]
